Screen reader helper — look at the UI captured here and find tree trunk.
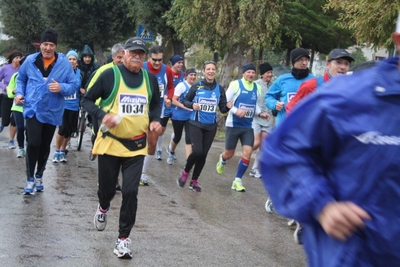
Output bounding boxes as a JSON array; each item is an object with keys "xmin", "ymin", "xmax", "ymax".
[
  {"xmin": 219, "ymin": 44, "xmax": 254, "ymax": 89},
  {"xmin": 93, "ymin": 41, "xmax": 106, "ymax": 66},
  {"xmin": 161, "ymin": 38, "xmax": 185, "ymax": 66},
  {"xmin": 172, "ymin": 39, "xmax": 184, "ymax": 58},
  {"xmin": 285, "ymin": 48, "xmax": 291, "ymax": 67}
]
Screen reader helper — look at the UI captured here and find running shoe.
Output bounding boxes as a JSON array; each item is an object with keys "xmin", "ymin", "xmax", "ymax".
[
  {"xmin": 89, "ymin": 150, "xmax": 97, "ymax": 161},
  {"xmin": 35, "ymin": 174, "xmax": 44, "ymax": 192},
  {"xmin": 140, "ymin": 174, "xmax": 149, "ymax": 186},
  {"xmin": 52, "ymin": 153, "xmax": 60, "ymax": 163},
  {"xmin": 59, "ymin": 152, "xmax": 67, "ymax": 163},
  {"xmin": 249, "ymin": 168, "xmax": 262, "ymax": 178},
  {"xmin": 231, "ymin": 178, "xmax": 245, "ymax": 192},
  {"xmin": 189, "ymin": 180, "xmax": 202, "ymax": 192},
  {"xmin": 166, "ymin": 147, "xmax": 177, "ymax": 160},
  {"xmin": 166, "ymin": 153, "xmax": 174, "ymax": 165},
  {"xmin": 23, "ymin": 178, "xmax": 36, "ymax": 195},
  {"xmin": 216, "ymin": 154, "xmax": 226, "ymax": 174},
  {"xmin": 177, "ymin": 170, "xmax": 189, "ymax": 187},
  {"xmin": 8, "ymin": 140, "xmax": 16, "ymax": 149},
  {"xmin": 94, "ymin": 204, "xmax": 108, "ymax": 231},
  {"xmin": 17, "ymin": 149, "xmax": 25, "ymax": 158},
  {"xmin": 114, "ymin": 238, "xmax": 132, "ymax": 259},
  {"xmin": 265, "ymin": 198, "xmax": 274, "ymax": 213},
  {"xmin": 294, "ymin": 222, "xmax": 303, "ymax": 245},
  {"xmin": 155, "ymin": 150, "xmax": 162, "ymax": 160},
  {"xmin": 115, "ymin": 184, "xmax": 122, "ymax": 191}
]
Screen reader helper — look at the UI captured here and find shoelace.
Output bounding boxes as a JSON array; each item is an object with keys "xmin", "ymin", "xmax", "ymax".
[
  {"xmin": 98, "ymin": 213, "xmax": 106, "ymax": 222},
  {"xmin": 119, "ymin": 238, "xmax": 131, "ymax": 248},
  {"xmin": 192, "ymin": 181, "xmax": 200, "ymax": 187}
]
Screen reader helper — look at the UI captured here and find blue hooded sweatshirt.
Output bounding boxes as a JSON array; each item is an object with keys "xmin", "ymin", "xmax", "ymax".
[{"xmin": 260, "ymin": 57, "xmax": 400, "ymax": 267}]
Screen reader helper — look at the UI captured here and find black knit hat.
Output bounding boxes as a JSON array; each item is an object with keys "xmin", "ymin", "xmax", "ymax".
[
  {"xmin": 242, "ymin": 63, "xmax": 256, "ymax": 73},
  {"xmin": 40, "ymin": 29, "xmax": 58, "ymax": 45},
  {"xmin": 258, "ymin": 62, "xmax": 273, "ymax": 76},
  {"xmin": 290, "ymin": 48, "xmax": 310, "ymax": 65}
]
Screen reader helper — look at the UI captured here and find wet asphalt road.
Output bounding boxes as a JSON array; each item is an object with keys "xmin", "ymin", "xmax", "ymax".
[{"xmin": 0, "ymin": 125, "xmax": 306, "ymax": 267}]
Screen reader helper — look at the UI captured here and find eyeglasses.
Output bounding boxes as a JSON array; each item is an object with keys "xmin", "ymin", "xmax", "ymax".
[{"xmin": 151, "ymin": 58, "xmax": 163, "ymax": 62}]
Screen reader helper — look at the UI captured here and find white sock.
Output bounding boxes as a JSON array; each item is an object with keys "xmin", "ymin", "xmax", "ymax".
[
  {"xmin": 156, "ymin": 135, "xmax": 164, "ymax": 152},
  {"xmin": 142, "ymin": 155, "xmax": 154, "ymax": 173},
  {"xmin": 252, "ymin": 149, "xmax": 260, "ymax": 170}
]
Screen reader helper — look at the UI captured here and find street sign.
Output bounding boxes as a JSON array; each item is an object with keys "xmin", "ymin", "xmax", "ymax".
[
  {"xmin": 137, "ymin": 24, "xmax": 154, "ymax": 41},
  {"xmin": 33, "ymin": 40, "xmax": 40, "ymax": 48}
]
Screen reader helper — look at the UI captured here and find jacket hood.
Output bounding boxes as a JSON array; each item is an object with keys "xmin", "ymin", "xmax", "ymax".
[{"xmin": 80, "ymin": 45, "xmax": 94, "ymax": 61}]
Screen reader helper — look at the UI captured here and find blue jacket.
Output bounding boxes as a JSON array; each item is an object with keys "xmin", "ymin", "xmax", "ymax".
[
  {"xmin": 16, "ymin": 52, "xmax": 79, "ymax": 126},
  {"xmin": 265, "ymin": 72, "xmax": 314, "ymax": 125},
  {"xmin": 64, "ymin": 68, "xmax": 82, "ymax": 111},
  {"xmin": 260, "ymin": 57, "xmax": 400, "ymax": 267}
]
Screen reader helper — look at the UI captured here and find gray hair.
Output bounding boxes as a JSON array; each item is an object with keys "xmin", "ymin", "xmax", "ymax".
[{"xmin": 111, "ymin": 43, "xmax": 124, "ymax": 56}]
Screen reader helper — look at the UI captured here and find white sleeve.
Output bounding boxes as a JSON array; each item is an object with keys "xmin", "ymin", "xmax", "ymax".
[{"xmin": 174, "ymin": 82, "xmax": 185, "ymax": 97}]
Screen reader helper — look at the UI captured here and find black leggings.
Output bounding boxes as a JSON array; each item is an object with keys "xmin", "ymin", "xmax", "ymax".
[
  {"xmin": 171, "ymin": 119, "xmax": 191, "ymax": 145},
  {"xmin": 98, "ymin": 154, "xmax": 144, "ymax": 239},
  {"xmin": 184, "ymin": 124, "xmax": 216, "ymax": 180},
  {"xmin": 1, "ymin": 97, "xmax": 15, "ymax": 126},
  {"xmin": 25, "ymin": 116, "xmax": 56, "ymax": 178},
  {"xmin": 13, "ymin": 111, "xmax": 26, "ymax": 148}
]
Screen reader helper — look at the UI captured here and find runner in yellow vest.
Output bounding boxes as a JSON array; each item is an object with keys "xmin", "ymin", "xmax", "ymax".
[{"xmin": 81, "ymin": 37, "xmax": 161, "ymax": 259}]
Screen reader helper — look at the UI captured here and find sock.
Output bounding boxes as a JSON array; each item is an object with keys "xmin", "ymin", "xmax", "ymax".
[
  {"xmin": 55, "ymin": 149, "xmax": 60, "ymax": 153},
  {"xmin": 252, "ymin": 149, "xmax": 260, "ymax": 170},
  {"xmin": 156, "ymin": 134, "xmax": 164, "ymax": 152},
  {"xmin": 142, "ymin": 155, "xmax": 153, "ymax": 173},
  {"xmin": 236, "ymin": 157, "xmax": 250, "ymax": 178},
  {"xmin": 99, "ymin": 206, "xmax": 108, "ymax": 213},
  {"xmin": 221, "ymin": 154, "xmax": 226, "ymax": 164}
]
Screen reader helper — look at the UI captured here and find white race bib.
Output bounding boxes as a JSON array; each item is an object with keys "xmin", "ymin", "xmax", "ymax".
[{"xmin": 119, "ymin": 94, "xmax": 148, "ymax": 116}]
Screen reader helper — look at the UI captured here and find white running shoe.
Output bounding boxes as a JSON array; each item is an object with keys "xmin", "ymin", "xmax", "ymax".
[
  {"xmin": 249, "ymin": 168, "xmax": 262, "ymax": 178},
  {"xmin": 140, "ymin": 174, "xmax": 149, "ymax": 186},
  {"xmin": 94, "ymin": 204, "xmax": 108, "ymax": 231},
  {"xmin": 287, "ymin": 219, "xmax": 296, "ymax": 227},
  {"xmin": 114, "ymin": 238, "xmax": 132, "ymax": 259},
  {"xmin": 294, "ymin": 222, "xmax": 303, "ymax": 245},
  {"xmin": 265, "ymin": 198, "xmax": 274, "ymax": 213}
]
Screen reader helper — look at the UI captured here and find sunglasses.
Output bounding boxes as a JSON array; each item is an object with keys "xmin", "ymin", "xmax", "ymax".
[
  {"xmin": 204, "ymin": 60, "xmax": 216, "ymax": 65},
  {"xmin": 151, "ymin": 58, "xmax": 163, "ymax": 62}
]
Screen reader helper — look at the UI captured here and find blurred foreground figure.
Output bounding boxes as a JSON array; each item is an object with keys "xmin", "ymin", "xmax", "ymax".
[{"xmin": 260, "ymin": 14, "xmax": 400, "ymax": 267}]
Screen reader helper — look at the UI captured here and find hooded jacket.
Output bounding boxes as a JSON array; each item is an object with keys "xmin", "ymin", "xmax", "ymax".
[
  {"xmin": 16, "ymin": 52, "xmax": 79, "ymax": 126},
  {"xmin": 79, "ymin": 44, "xmax": 100, "ymax": 88},
  {"xmin": 260, "ymin": 57, "xmax": 400, "ymax": 267}
]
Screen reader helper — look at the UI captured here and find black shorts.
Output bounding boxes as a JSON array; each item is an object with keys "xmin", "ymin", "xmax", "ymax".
[
  {"xmin": 225, "ymin": 127, "xmax": 254, "ymax": 150},
  {"xmin": 160, "ymin": 115, "xmax": 172, "ymax": 128},
  {"xmin": 58, "ymin": 109, "xmax": 79, "ymax": 138}
]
